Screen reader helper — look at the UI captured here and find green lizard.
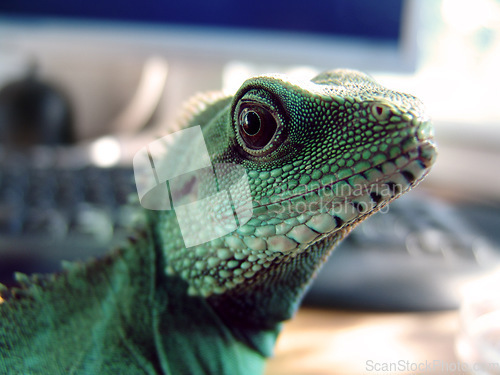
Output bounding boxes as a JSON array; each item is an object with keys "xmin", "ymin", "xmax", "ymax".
[{"xmin": 0, "ymin": 69, "xmax": 436, "ymax": 374}]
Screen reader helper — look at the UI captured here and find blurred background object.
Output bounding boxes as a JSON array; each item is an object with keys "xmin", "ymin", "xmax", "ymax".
[
  {"xmin": 1, "ymin": 0, "xmax": 500, "ymax": 373},
  {"xmin": 0, "ymin": 62, "xmax": 73, "ymax": 148},
  {"xmin": 455, "ymin": 270, "xmax": 500, "ymax": 373},
  {"xmin": 0, "ymin": 0, "xmax": 415, "ymax": 142}
]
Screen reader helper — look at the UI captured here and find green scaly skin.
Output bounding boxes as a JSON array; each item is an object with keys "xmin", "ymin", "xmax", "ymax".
[{"xmin": 0, "ymin": 69, "xmax": 436, "ymax": 374}]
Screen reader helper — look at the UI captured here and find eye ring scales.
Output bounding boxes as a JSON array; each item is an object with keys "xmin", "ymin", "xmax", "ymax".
[{"xmin": 237, "ymin": 104, "xmax": 279, "ymax": 151}]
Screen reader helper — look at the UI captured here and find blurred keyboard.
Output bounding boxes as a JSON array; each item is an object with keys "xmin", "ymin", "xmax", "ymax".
[
  {"xmin": 304, "ymin": 193, "xmax": 500, "ymax": 310},
  {"xmin": 0, "ymin": 159, "xmax": 138, "ymax": 286}
]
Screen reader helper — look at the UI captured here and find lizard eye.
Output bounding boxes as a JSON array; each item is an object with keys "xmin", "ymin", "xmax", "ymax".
[{"xmin": 238, "ymin": 104, "xmax": 278, "ymax": 150}]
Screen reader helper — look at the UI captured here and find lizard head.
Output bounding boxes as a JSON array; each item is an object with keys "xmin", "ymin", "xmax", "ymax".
[{"xmin": 158, "ymin": 69, "xmax": 437, "ymax": 310}]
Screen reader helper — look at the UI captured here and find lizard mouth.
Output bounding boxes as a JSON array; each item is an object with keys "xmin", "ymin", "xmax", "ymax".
[
  {"xmin": 415, "ymin": 140, "xmax": 437, "ymax": 169},
  {"xmin": 245, "ymin": 138, "xmax": 437, "ymax": 254}
]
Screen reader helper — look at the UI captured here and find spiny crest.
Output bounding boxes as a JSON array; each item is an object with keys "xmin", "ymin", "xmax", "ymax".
[
  {"xmin": 311, "ymin": 69, "xmax": 379, "ymax": 88},
  {"xmin": 176, "ymin": 90, "xmax": 231, "ymax": 131}
]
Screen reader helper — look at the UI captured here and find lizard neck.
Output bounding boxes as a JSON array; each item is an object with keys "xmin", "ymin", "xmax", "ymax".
[
  {"xmin": 206, "ymin": 232, "xmax": 345, "ymax": 329},
  {"xmin": 153, "ymin": 208, "xmax": 348, "ymax": 330}
]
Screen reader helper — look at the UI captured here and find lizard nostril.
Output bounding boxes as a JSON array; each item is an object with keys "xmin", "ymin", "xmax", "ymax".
[
  {"xmin": 370, "ymin": 103, "xmax": 391, "ymax": 121},
  {"xmin": 417, "ymin": 120, "xmax": 434, "ymax": 141}
]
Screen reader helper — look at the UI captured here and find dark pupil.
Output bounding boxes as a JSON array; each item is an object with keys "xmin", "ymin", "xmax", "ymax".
[
  {"xmin": 375, "ymin": 106, "xmax": 383, "ymax": 116},
  {"xmin": 238, "ymin": 105, "xmax": 278, "ymax": 150},
  {"xmin": 242, "ymin": 111, "xmax": 261, "ymax": 136}
]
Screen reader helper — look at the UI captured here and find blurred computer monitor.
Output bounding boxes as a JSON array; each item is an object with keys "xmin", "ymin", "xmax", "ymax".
[{"xmin": 0, "ymin": 0, "xmax": 419, "ymax": 147}]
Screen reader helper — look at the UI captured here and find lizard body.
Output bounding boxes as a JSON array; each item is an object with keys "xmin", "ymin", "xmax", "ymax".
[{"xmin": 0, "ymin": 69, "xmax": 436, "ymax": 374}]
